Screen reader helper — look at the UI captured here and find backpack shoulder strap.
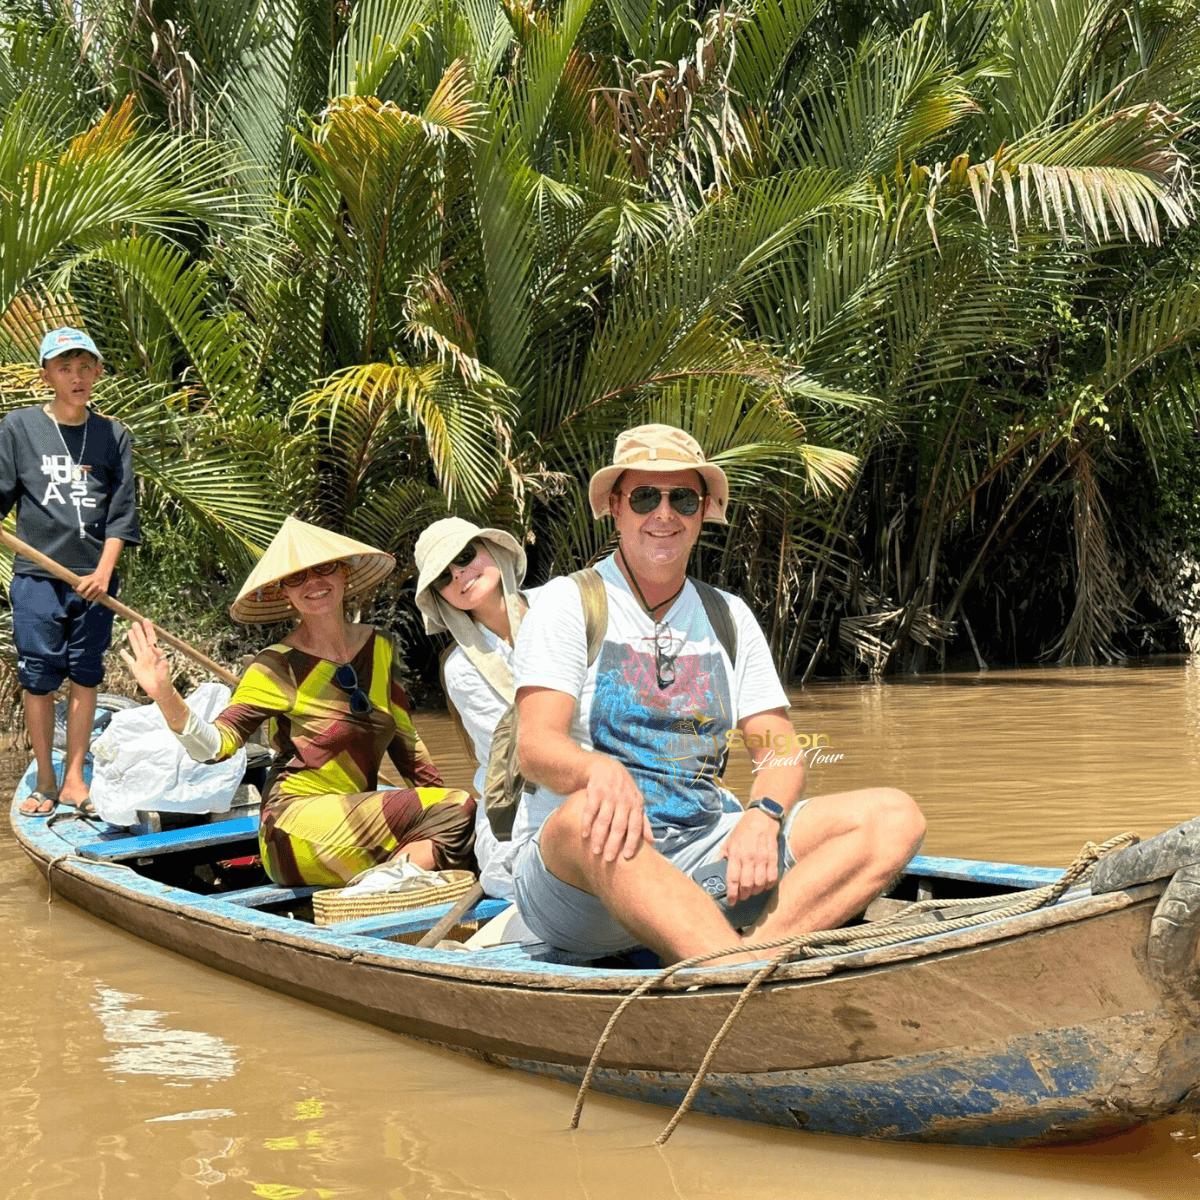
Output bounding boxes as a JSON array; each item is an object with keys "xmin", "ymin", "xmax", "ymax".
[
  {"xmin": 438, "ymin": 644, "xmax": 477, "ymax": 765},
  {"xmin": 692, "ymin": 578, "xmax": 738, "ymax": 666},
  {"xmin": 569, "ymin": 568, "xmax": 608, "ymax": 667}
]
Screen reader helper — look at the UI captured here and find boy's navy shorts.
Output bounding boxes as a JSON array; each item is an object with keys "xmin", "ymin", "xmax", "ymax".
[{"xmin": 10, "ymin": 573, "xmax": 119, "ymax": 694}]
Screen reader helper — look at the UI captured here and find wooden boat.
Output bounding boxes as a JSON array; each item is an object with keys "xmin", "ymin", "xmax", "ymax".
[{"xmin": 10, "ymin": 768, "xmax": 1200, "ymax": 1148}]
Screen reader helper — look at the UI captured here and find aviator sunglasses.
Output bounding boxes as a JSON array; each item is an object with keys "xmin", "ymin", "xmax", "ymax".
[
  {"xmin": 621, "ymin": 485, "xmax": 703, "ymax": 517},
  {"xmin": 334, "ymin": 662, "xmax": 372, "ymax": 716},
  {"xmin": 433, "ymin": 541, "xmax": 480, "ymax": 591}
]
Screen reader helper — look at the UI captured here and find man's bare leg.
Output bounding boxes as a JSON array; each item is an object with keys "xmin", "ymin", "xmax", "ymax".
[
  {"xmin": 19, "ymin": 690, "xmax": 58, "ymax": 813},
  {"xmin": 538, "ymin": 791, "xmax": 744, "ymax": 964},
  {"xmin": 538, "ymin": 787, "xmax": 924, "ymax": 966},
  {"xmin": 747, "ymin": 787, "xmax": 925, "ymax": 946},
  {"xmin": 58, "ymin": 682, "xmax": 98, "ymax": 811}
]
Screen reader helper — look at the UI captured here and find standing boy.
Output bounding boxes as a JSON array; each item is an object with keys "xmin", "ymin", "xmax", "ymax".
[{"xmin": 1, "ymin": 328, "xmax": 140, "ymax": 815}]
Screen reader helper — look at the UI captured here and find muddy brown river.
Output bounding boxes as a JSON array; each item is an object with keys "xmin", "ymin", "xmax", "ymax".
[{"xmin": 4, "ymin": 662, "xmax": 1200, "ymax": 1198}]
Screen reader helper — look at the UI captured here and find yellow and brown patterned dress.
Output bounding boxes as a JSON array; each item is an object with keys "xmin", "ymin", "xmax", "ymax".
[{"xmin": 208, "ymin": 628, "xmax": 475, "ymax": 886}]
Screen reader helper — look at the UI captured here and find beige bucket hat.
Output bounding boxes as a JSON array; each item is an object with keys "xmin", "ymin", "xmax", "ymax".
[
  {"xmin": 230, "ymin": 516, "xmax": 395, "ymax": 624},
  {"xmin": 414, "ymin": 518, "xmax": 528, "ymax": 703},
  {"xmin": 588, "ymin": 423, "xmax": 729, "ymax": 523}
]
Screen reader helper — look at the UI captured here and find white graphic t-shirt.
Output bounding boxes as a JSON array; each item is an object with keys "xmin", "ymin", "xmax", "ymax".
[{"xmin": 511, "ymin": 555, "xmax": 789, "ymax": 855}]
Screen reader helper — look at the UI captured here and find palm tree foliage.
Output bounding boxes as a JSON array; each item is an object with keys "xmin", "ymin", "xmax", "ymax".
[{"xmin": 0, "ymin": 0, "xmax": 1197, "ymax": 680}]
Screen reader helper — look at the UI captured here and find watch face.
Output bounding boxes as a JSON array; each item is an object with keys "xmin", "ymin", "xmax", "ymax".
[{"xmin": 755, "ymin": 797, "xmax": 785, "ymax": 820}]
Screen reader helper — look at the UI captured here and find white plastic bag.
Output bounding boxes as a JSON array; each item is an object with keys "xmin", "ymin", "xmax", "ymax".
[{"xmin": 89, "ymin": 683, "xmax": 248, "ymax": 826}]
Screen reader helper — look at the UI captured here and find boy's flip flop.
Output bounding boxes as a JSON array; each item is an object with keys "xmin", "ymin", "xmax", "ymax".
[
  {"xmin": 57, "ymin": 798, "xmax": 98, "ymax": 819},
  {"xmin": 19, "ymin": 791, "xmax": 58, "ymax": 818}
]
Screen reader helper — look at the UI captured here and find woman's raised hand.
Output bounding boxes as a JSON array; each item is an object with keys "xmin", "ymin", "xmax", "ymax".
[{"xmin": 119, "ymin": 619, "xmax": 177, "ymax": 703}]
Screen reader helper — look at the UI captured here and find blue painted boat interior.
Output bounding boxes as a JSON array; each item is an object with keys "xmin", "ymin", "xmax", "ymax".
[{"xmin": 11, "ymin": 757, "xmax": 1068, "ymax": 980}]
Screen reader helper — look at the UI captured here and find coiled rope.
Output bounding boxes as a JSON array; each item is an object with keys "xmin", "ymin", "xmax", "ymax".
[{"xmin": 570, "ymin": 832, "xmax": 1138, "ymax": 1145}]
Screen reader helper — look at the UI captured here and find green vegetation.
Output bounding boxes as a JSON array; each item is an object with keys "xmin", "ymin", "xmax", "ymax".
[{"xmin": 2, "ymin": 0, "xmax": 1198, "ymax": 687}]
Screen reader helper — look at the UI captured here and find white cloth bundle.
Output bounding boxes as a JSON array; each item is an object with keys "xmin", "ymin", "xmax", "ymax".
[{"xmin": 89, "ymin": 683, "xmax": 248, "ymax": 826}]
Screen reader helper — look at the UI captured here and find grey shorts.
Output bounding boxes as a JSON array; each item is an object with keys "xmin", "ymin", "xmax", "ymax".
[{"xmin": 512, "ymin": 802, "xmax": 806, "ymax": 957}]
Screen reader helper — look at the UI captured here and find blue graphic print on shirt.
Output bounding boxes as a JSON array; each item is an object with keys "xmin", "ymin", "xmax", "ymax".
[{"xmin": 588, "ymin": 638, "xmax": 740, "ymax": 836}]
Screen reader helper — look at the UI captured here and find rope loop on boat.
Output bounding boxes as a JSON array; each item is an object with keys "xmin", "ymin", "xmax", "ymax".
[
  {"xmin": 43, "ymin": 848, "xmax": 150, "ymax": 906},
  {"xmin": 570, "ymin": 831, "xmax": 1138, "ymax": 1145}
]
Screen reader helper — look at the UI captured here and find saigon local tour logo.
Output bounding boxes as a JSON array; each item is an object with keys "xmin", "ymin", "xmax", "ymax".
[
  {"xmin": 725, "ymin": 728, "xmax": 844, "ymax": 772},
  {"xmin": 654, "ymin": 712, "xmax": 844, "ymax": 781}
]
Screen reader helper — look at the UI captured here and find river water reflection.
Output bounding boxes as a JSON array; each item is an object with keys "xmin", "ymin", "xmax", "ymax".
[{"xmin": 4, "ymin": 661, "xmax": 1200, "ymax": 1198}]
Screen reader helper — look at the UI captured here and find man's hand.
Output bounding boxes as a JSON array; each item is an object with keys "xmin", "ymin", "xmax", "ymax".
[
  {"xmin": 580, "ymin": 755, "xmax": 654, "ymax": 862},
  {"xmin": 721, "ymin": 807, "xmax": 780, "ymax": 904},
  {"xmin": 74, "ymin": 566, "xmax": 111, "ymax": 601}
]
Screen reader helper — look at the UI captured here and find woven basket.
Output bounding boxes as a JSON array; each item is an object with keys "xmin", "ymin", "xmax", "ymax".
[
  {"xmin": 312, "ymin": 869, "xmax": 476, "ymax": 926},
  {"xmin": 391, "ymin": 921, "xmax": 478, "ymax": 945}
]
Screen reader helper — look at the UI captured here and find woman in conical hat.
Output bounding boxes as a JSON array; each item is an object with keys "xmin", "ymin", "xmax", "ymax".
[
  {"xmin": 121, "ymin": 517, "xmax": 476, "ymax": 887},
  {"xmin": 413, "ymin": 517, "xmax": 538, "ymax": 898}
]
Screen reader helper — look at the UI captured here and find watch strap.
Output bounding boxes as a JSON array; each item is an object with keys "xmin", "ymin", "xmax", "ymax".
[{"xmin": 747, "ymin": 797, "xmax": 785, "ymax": 823}]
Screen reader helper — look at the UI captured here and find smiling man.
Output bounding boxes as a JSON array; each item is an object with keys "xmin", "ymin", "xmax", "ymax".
[{"xmin": 510, "ymin": 424, "xmax": 924, "ymax": 964}]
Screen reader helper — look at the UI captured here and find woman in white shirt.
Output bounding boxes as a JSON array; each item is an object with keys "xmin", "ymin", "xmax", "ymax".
[{"xmin": 414, "ymin": 519, "xmax": 537, "ymax": 898}]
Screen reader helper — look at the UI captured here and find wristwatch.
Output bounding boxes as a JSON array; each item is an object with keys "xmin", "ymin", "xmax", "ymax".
[{"xmin": 747, "ymin": 797, "xmax": 786, "ymax": 823}]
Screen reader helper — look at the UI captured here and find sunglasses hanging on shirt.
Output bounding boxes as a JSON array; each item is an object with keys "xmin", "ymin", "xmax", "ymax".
[
  {"xmin": 617, "ymin": 544, "xmax": 685, "ymax": 689},
  {"xmin": 334, "ymin": 661, "xmax": 373, "ymax": 715}
]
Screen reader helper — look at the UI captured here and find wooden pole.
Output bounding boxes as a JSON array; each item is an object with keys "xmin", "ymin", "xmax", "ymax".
[
  {"xmin": 0, "ymin": 528, "xmax": 241, "ymax": 688},
  {"xmin": 415, "ymin": 882, "xmax": 486, "ymax": 948}
]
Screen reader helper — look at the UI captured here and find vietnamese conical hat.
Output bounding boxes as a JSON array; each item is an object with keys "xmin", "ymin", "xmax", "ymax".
[{"xmin": 230, "ymin": 516, "xmax": 396, "ymax": 624}]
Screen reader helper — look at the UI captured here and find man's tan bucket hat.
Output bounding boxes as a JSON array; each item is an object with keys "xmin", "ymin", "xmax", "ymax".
[
  {"xmin": 230, "ymin": 516, "xmax": 395, "ymax": 624},
  {"xmin": 588, "ymin": 423, "xmax": 729, "ymax": 523}
]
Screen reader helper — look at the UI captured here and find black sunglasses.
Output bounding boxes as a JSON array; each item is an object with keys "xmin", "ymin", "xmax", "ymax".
[
  {"xmin": 653, "ymin": 624, "xmax": 681, "ymax": 690},
  {"xmin": 334, "ymin": 662, "xmax": 372, "ymax": 716},
  {"xmin": 433, "ymin": 541, "xmax": 480, "ymax": 591},
  {"xmin": 622, "ymin": 486, "xmax": 703, "ymax": 517}
]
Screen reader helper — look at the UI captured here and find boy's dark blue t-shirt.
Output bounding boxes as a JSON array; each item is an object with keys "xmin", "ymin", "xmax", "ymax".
[{"xmin": 0, "ymin": 405, "xmax": 141, "ymax": 578}]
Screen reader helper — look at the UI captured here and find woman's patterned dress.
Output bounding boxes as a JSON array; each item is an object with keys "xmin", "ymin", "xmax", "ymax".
[{"xmin": 209, "ymin": 629, "xmax": 475, "ymax": 886}]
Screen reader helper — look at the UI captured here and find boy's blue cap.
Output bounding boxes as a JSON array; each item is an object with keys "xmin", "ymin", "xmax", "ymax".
[{"xmin": 39, "ymin": 327, "xmax": 102, "ymax": 365}]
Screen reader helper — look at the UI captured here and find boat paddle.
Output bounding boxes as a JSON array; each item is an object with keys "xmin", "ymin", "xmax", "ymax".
[
  {"xmin": 0, "ymin": 527, "xmax": 240, "ymax": 688},
  {"xmin": 415, "ymin": 881, "xmax": 487, "ymax": 948}
]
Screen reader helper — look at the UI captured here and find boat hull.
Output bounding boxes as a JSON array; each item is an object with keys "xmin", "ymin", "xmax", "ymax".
[{"xmin": 12, "ymin": 807, "xmax": 1200, "ymax": 1145}]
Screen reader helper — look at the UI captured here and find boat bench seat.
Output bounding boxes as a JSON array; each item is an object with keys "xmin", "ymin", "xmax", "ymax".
[
  {"xmin": 322, "ymin": 897, "xmax": 511, "ymax": 941},
  {"xmin": 908, "ymin": 854, "xmax": 1063, "ymax": 889},
  {"xmin": 220, "ymin": 884, "xmax": 321, "ymax": 908},
  {"xmin": 77, "ymin": 815, "xmax": 260, "ymax": 862}
]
